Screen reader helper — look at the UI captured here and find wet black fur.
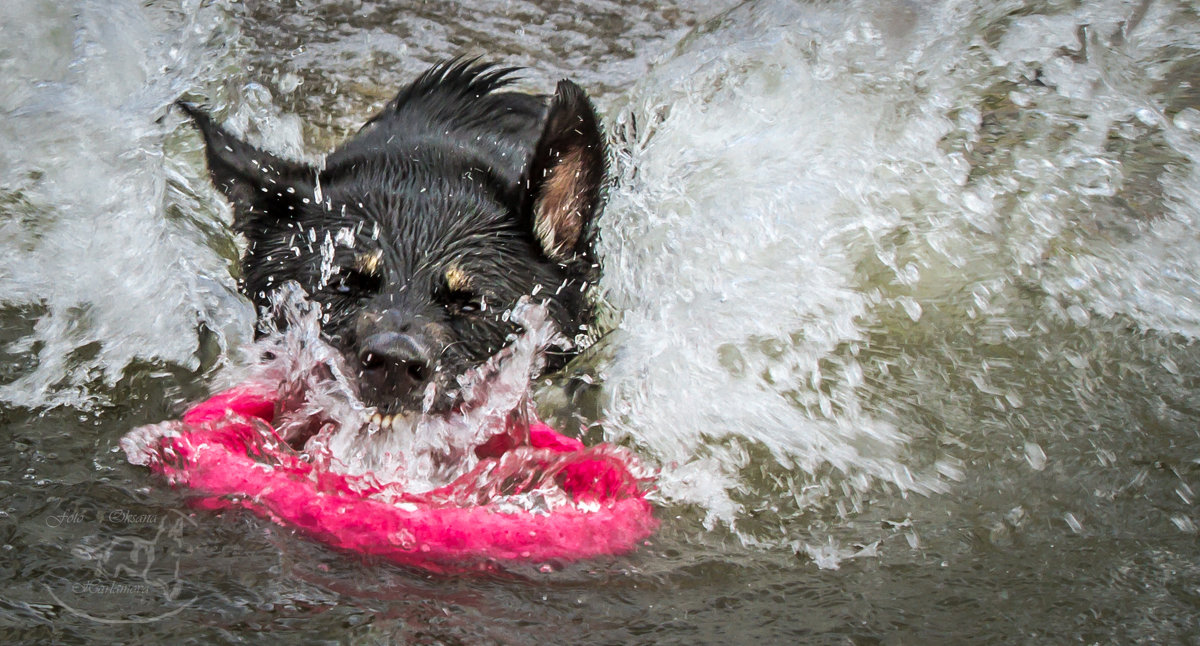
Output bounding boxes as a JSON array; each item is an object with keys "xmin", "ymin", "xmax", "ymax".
[{"xmin": 179, "ymin": 60, "xmax": 607, "ymax": 415}]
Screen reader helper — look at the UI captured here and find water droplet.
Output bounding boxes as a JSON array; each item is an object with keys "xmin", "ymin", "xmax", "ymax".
[
  {"xmin": 1170, "ymin": 515, "xmax": 1197, "ymax": 534},
  {"xmin": 1173, "ymin": 108, "xmax": 1200, "ymax": 131},
  {"xmin": 1065, "ymin": 305, "xmax": 1090, "ymax": 327},
  {"xmin": 1024, "ymin": 442, "xmax": 1047, "ymax": 471},
  {"xmin": 896, "ymin": 296, "xmax": 922, "ymax": 322}
]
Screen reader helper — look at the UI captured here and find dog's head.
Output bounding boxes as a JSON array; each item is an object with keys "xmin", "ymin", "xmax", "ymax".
[{"xmin": 181, "ymin": 61, "xmax": 606, "ymax": 417}]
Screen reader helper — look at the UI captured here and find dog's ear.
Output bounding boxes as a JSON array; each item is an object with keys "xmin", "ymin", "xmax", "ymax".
[
  {"xmin": 176, "ymin": 101, "xmax": 316, "ymax": 229},
  {"xmin": 523, "ymin": 81, "xmax": 606, "ymax": 263}
]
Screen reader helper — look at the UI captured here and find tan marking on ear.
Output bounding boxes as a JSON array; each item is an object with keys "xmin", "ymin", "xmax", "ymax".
[
  {"xmin": 444, "ymin": 264, "xmax": 472, "ymax": 292},
  {"xmin": 533, "ymin": 148, "xmax": 586, "ymax": 259},
  {"xmin": 354, "ymin": 249, "xmax": 383, "ymax": 276}
]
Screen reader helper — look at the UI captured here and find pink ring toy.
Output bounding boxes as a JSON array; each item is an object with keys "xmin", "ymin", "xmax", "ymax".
[{"xmin": 123, "ymin": 384, "xmax": 658, "ymax": 573}]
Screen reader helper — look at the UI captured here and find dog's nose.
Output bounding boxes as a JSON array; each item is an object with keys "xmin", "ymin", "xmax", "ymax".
[{"xmin": 358, "ymin": 331, "xmax": 433, "ymax": 387}]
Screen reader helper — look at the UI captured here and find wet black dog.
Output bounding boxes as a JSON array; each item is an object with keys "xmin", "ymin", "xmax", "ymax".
[{"xmin": 180, "ymin": 59, "xmax": 606, "ymax": 421}]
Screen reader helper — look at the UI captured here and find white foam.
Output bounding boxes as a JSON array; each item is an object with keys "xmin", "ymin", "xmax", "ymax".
[
  {"xmin": 600, "ymin": 1, "xmax": 959, "ymax": 523},
  {"xmin": 239, "ymin": 284, "xmax": 574, "ymax": 497},
  {"xmin": 0, "ymin": 0, "xmax": 252, "ymax": 408},
  {"xmin": 597, "ymin": 0, "xmax": 1200, "ymax": 535}
]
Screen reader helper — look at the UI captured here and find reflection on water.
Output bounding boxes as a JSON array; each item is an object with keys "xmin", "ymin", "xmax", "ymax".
[{"xmin": 1, "ymin": 0, "xmax": 1199, "ymax": 642}]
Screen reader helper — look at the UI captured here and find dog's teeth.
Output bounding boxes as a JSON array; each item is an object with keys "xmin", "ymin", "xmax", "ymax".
[{"xmin": 368, "ymin": 413, "xmax": 416, "ymax": 431}]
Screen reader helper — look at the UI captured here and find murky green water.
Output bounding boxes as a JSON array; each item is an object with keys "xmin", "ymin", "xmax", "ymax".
[{"xmin": 3, "ymin": 0, "xmax": 1200, "ymax": 643}]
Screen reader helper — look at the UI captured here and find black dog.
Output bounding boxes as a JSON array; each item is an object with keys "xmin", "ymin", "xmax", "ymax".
[{"xmin": 180, "ymin": 59, "xmax": 606, "ymax": 423}]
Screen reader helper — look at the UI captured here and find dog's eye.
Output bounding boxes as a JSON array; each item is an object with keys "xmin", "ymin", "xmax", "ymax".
[
  {"xmin": 332, "ymin": 267, "xmax": 381, "ymax": 294},
  {"xmin": 437, "ymin": 264, "xmax": 488, "ymax": 314},
  {"xmin": 441, "ymin": 288, "xmax": 485, "ymax": 314}
]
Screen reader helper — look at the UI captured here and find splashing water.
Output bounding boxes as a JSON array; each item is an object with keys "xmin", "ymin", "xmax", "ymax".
[
  {"xmin": 597, "ymin": 0, "xmax": 1200, "ymax": 542},
  {"xmin": 0, "ymin": 0, "xmax": 252, "ymax": 409},
  {"xmin": 4, "ymin": 0, "xmax": 1200, "ymax": 638},
  {"xmin": 600, "ymin": 0, "xmax": 963, "ymax": 528},
  {"xmin": 4, "ymin": 0, "xmax": 1200, "ymax": 572},
  {"xmin": 183, "ymin": 282, "xmax": 649, "ymax": 511}
]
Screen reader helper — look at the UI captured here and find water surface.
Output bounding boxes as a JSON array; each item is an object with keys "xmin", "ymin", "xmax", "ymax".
[{"xmin": 2, "ymin": 0, "xmax": 1199, "ymax": 643}]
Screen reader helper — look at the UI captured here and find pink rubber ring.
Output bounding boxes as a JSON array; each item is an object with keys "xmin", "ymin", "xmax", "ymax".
[{"xmin": 129, "ymin": 384, "xmax": 658, "ymax": 572}]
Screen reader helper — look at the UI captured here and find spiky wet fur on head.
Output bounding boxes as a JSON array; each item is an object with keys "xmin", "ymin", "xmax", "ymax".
[{"xmin": 180, "ymin": 59, "xmax": 607, "ymax": 415}]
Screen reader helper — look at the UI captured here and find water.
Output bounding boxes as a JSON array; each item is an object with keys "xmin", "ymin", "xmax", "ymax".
[{"xmin": 3, "ymin": 0, "xmax": 1200, "ymax": 642}]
